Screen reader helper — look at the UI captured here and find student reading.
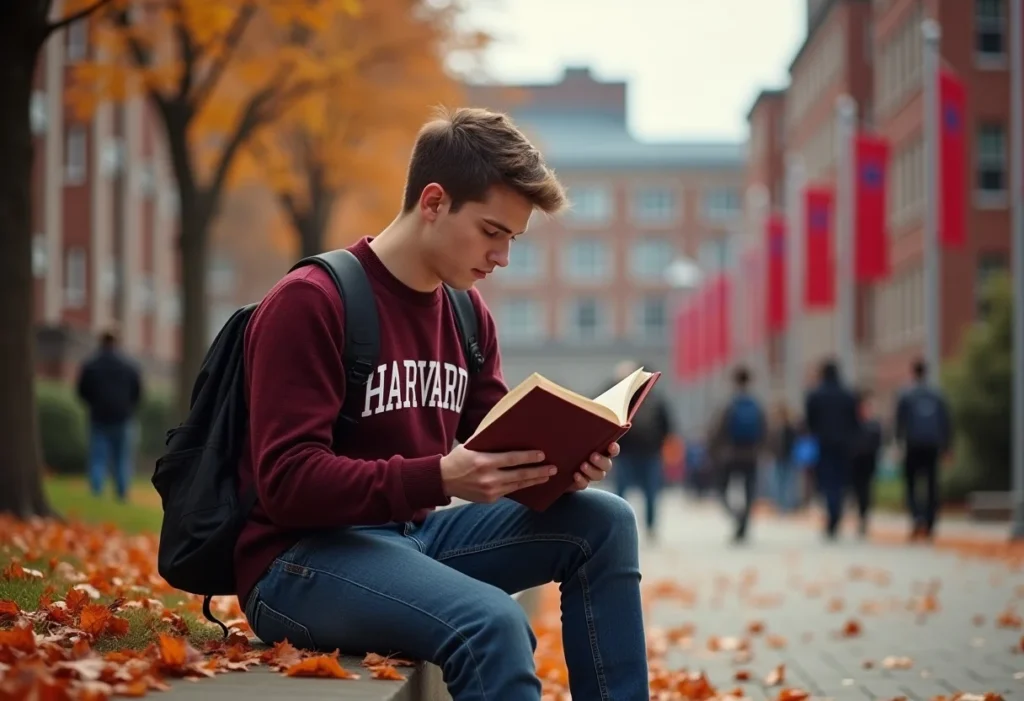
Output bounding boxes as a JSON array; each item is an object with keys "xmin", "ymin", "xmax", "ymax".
[{"xmin": 235, "ymin": 106, "xmax": 649, "ymax": 701}]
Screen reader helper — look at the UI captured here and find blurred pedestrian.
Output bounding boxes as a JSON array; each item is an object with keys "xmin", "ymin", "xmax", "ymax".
[
  {"xmin": 76, "ymin": 327, "xmax": 143, "ymax": 502},
  {"xmin": 607, "ymin": 359, "xmax": 674, "ymax": 542},
  {"xmin": 894, "ymin": 359, "xmax": 953, "ymax": 540},
  {"xmin": 804, "ymin": 359, "xmax": 860, "ymax": 540},
  {"xmin": 851, "ymin": 389, "xmax": 884, "ymax": 537},
  {"xmin": 708, "ymin": 365, "xmax": 767, "ymax": 543},
  {"xmin": 768, "ymin": 402, "xmax": 798, "ymax": 513}
]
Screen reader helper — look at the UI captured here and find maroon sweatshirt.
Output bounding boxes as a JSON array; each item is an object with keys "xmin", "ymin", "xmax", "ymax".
[{"xmin": 233, "ymin": 237, "xmax": 508, "ymax": 605}]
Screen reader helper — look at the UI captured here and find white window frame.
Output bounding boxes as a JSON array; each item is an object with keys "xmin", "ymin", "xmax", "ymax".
[
  {"xmin": 633, "ymin": 295, "xmax": 668, "ymax": 342},
  {"xmin": 565, "ymin": 185, "xmax": 612, "ymax": 225},
  {"xmin": 631, "ymin": 186, "xmax": 678, "ymax": 225},
  {"xmin": 562, "ymin": 297, "xmax": 610, "ymax": 342},
  {"xmin": 975, "ymin": 0, "xmax": 1006, "ymax": 62},
  {"xmin": 563, "ymin": 237, "xmax": 611, "ymax": 281},
  {"xmin": 702, "ymin": 188, "xmax": 741, "ymax": 220},
  {"xmin": 496, "ymin": 298, "xmax": 545, "ymax": 345},
  {"xmin": 502, "ymin": 240, "xmax": 543, "ymax": 281},
  {"xmin": 629, "ymin": 237, "xmax": 674, "ymax": 281},
  {"xmin": 976, "ymin": 122, "xmax": 1007, "ymax": 199},
  {"xmin": 65, "ymin": 125, "xmax": 87, "ymax": 185},
  {"xmin": 64, "ymin": 247, "xmax": 87, "ymax": 308}
]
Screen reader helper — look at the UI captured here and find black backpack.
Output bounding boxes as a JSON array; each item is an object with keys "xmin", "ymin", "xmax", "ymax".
[{"xmin": 150, "ymin": 249, "xmax": 485, "ymax": 635}]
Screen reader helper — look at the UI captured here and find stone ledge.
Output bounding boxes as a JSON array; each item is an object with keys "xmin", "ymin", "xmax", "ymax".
[{"xmin": 162, "ymin": 587, "xmax": 540, "ymax": 700}]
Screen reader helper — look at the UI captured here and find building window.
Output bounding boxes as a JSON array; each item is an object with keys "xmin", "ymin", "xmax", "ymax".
[
  {"xmin": 65, "ymin": 247, "xmax": 87, "ymax": 308},
  {"xmin": 633, "ymin": 295, "xmax": 667, "ymax": 342},
  {"xmin": 977, "ymin": 253, "xmax": 1008, "ymax": 318},
  {"xmin": 566, "ymin": 185, "xmax": 612, "ymax": 224},
  {"xmin": 503, "ymin": 240, "xmax": 543, "ymax": 280},
  {"xmin": 632, "ymin": 187, "xmax": 678, "ymax": 224},
  {"xmin": 65, "ymin": 125, "xmax": 87, "ymax": 185},
  {"xmin": 563, "ymin": 297, "xmax": 608, "ymax": 341},
  {"xmin": 66, "ymin": 19, "xmax": 88, "ymax": 62},
  {"xmin": 563, "ymin": 237, "xmax": 610, "ymax": 280},
  {"xmin": 703, "ymin": 188, "xmax": 741, "ymax": 220},
  {"xmin": 976, "ymin": 123, "xmax": 1007, "ymax": 194},
  {"xmin": 496, "ymin": 298, "xmax": 544, "ymax": 344},
  {"xmin": 976, "ymin": 0, "xmax": 1006, "ymax": 58},
  {"xmin": 629, "ymin": 237, "xmax": 674, "ymax": 281}
]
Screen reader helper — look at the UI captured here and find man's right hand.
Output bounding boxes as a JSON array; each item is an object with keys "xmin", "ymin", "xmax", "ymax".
[{"xmin": 440, "ymin": 445, "xmax": 557, "ymax": 503}]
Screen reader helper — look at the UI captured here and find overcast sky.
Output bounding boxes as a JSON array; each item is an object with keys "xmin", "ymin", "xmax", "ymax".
[{"xmin": 457, "ymin": 0, "xmax": 806, "ymax": 143}]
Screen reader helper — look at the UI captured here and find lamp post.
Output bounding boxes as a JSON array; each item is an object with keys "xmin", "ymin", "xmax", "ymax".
[{"xmin": 665, "ymin": 257, "xmax": 703, "ymax": 432}]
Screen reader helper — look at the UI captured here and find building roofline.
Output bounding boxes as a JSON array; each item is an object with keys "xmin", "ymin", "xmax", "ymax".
[
  {"xmin": 745, "ymin": 88, "xmax": 787, "ymax": 122},
  {"xmin": 786, "ymin": 0, "xmax": 869, "ymax": 74}
]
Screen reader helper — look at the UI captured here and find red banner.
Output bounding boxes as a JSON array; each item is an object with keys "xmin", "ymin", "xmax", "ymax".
[
  {"xmin": 804, "ymin": 186, "xmax": 835, "ymax": 308},
  {"xmin": 854, "ymin": 133, "xmax": 890, "ymax": 281},
  {"xmin": 939, "ymin": 68, "xmax": 967, "ymax": 248},
  {"xmin": 766, "ymin": 214, "xmax": 787, "ymax": 333}
]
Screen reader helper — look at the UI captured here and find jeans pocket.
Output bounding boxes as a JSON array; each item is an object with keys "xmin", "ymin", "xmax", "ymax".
[{"xmin": 252, "ymin": 599, "xmax": 316, "ymax": 650}]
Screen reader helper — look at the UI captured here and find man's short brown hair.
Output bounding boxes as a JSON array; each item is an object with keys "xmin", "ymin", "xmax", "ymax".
[{"xmin": 402, "ymin": 106, "xmax": 568, "ymax": 216}]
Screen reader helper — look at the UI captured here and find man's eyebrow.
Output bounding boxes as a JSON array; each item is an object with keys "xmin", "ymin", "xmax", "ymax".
[{"xmin": 481, "ymin": 217, "xmax": 513, "ymax": 234}]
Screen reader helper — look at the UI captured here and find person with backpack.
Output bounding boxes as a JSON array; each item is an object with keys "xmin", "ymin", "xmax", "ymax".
[
  {"xmin": 804, "ymin": 359, "xmax": 861, "ymax": 540},
  {"xmin": 607, "ymin": 359, "xmax": 674, "ymax": 542},
  {"xmin": 894, "ymin": 359, "xmax": 952, "ymax": 540},
  {"xmin": 152, "ymin": 107, "xmax": 649, "ymax": 701},
  {"xmin": 708, "ymin": 365, "xmax": 767, "ymax": 543}
]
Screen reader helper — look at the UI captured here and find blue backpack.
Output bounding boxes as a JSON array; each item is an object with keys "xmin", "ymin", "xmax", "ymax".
[{"xmin": 726, "ymin": 395, "xmax": 765, "ymax": 446}]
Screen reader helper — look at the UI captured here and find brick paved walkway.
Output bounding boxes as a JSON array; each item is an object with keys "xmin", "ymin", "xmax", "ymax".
[{"xmin": 636, "ymin": 489, "xmax": 1024, "ymax": 700}]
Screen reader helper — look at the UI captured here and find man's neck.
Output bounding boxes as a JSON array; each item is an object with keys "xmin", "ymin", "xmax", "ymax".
[{"xmin": 369, "ymin": 214, "xmax": 440, "ymax": 293}]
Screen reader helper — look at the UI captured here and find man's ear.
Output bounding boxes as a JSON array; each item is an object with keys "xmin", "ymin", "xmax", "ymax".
[{"xmin": 420, "ymin": 183, "xmax": 447, "ymax": 221}]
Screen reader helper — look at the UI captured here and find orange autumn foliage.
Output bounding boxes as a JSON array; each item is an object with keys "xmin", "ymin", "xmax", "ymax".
[{"xmin": 238, "ymin": 0, "xmax": 487, "ymax": 257}]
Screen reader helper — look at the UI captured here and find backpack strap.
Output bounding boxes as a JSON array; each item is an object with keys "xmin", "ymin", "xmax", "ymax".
[
  {"xmin": 444, "ymin": 286, "xmax": 485, "ymax": 374},
  {"xmin": 290, "ymin": 249, "xmax": 379, "ymax": 426}
]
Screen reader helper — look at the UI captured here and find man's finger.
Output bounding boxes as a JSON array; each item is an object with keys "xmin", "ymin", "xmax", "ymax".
[
  {"xmin": 580, "ymin": 463, "xmax": 604, "ymax": 481},
  {"xmin": 492, "ymin": 450, "xmax": 545, "ymax": 469},
  {"xmin": 505, "ymin": 474, "xmax": 555, "ymax": 494},
  {"xmin": 500, "ymin": 464, "xmax": 558, "ymax": 484}
]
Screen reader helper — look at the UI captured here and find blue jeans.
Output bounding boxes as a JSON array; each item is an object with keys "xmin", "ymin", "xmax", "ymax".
[
  {"xmin": 774, "ymin": 460, "xmax": 798, "ymax": 512},
  {"xmin": 88, "ymin": 421, "xmax": 133, "ymax": 500},
  {"xmin": 244, "ymin": 489, "xmax": 647, "ymax": 701},
  {"xmin": 614, "ymin": 452, "xmax": 662, "ymax": 533}
]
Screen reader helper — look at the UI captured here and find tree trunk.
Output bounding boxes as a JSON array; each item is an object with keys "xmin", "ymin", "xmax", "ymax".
[
  {"xmin": 0, "ymin": 19, "xmax": 56, "ymax": 518},
  {"xmin": 294, "ymin": 176, "xmax": 336, "ymax": 258},
  {"xmin": 175, "ymin": 203, "xmax": 211, "ymax": 422}
]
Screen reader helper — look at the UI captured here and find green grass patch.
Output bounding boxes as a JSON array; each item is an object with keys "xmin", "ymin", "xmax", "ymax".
[{"xmin": 44, "ymin": 476, "xmax": 163, "ymax": 534}]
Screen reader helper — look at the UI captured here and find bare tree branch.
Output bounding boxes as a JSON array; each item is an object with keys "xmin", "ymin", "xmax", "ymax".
[
  {"xmin": 170, "ymin": 0, "xmax": 195, "ymax": 101},
  {"xmin": 45, "ymin": 0, "xmax": 115, "ymax": 35},
  {"xmin": 189, "ymin": 2, "xmax": 256, "ymax": 112}
]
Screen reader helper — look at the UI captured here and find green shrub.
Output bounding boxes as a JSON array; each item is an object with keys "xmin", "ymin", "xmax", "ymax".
[
  {"xmin": 137, "ymin": 390, "xmax": 174, "ymax": 461},
  {"xmin": 36, "ymin": 380, "xmax": 88, "ymax": 476},
  {"xmin": 941, "ymin": 272, "xmax": 1013, "ymax": 495}
]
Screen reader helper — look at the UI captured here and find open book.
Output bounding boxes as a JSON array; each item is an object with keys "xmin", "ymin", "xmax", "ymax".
[{"xmin": 464, "ymin": 367, "xmax": 662, "ymax": 511}]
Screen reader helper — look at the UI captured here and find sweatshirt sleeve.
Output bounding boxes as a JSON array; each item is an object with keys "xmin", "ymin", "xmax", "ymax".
[
  {"xmin": 245, "ymin": 277, "xmax": 450, "ymax": 530},
  {"xmin": 456, "ymin": 289, "xmax": 509, "ymax": 443}
]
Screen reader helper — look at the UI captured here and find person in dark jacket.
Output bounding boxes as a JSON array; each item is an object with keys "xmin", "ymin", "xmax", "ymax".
[
  {"xmin": 894, "ymin": 359, "xmax": 952, "ymax": 540},
  {"xmin": 851, "ymin": 389, "xmax": 884, "ymax": 537},
  {"xmin": 76, "ymin": 328, "xmax": 143, "ymax": 501},
  {"xmin": 804, "ymin": 359, "xmax": 860, "ymax": 539},
  {"xmin": 608, "ymin": 360, "xmax": 673, "ymax": 541}
]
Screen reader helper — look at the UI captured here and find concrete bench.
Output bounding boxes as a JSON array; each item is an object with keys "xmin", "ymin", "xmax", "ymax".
[
  {"xmin": 163, "ymin": 587, "xmax": 541, "ymax": 700},
  {"xmin": 967, "ymin": 491, "xmax": 1014, "ymax": 521}
]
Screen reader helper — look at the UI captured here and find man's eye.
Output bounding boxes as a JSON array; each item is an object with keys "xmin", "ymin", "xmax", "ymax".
[{"xmin": 483, "ymin": 230, "xmax": 499, "ymax": 238}]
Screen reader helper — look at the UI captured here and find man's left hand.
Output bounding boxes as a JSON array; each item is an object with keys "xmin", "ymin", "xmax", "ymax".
[{"xmin": 568, "ymin": 442, "xmax": 619, "ymax": 492}]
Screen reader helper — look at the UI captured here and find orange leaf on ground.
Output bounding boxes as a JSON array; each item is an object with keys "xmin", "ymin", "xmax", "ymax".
[{"xmin": 284, "ymin": 655, "xmax": 360, "ymax": 679}]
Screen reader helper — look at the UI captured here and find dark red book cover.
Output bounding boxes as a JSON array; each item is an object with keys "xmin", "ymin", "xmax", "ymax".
[{"xmin": 464, "ymin": 372, "xmax": 661, "ymax": 511}]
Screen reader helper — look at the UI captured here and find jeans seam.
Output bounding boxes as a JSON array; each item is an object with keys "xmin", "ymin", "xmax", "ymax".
[
  {"xmin": 298, "ymin": 563, "xmax": 490, "ymax": 700},
  {"xmin": 577, "ymin": 561, "xmax": 610, "ymax": 700},
  {"xmin": 435, "ymin": 534, "xmax": 590, "ymax": 562}
]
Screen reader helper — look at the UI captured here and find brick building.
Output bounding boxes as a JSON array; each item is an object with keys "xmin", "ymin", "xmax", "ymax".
[
  {"xmin": 31, "ymin": 15, "xmax": 181, "ymax": 386},
  {"xmin": 745, "ymin": 0, "xmax": 1017, "ymax": 413},
  {"xmin": 466, "ymin": 67, "xmax": 745, "ymax": 395},
  {"xmin": 869, "ymin": 0, "xmax": 1016, "ymax": 406}
]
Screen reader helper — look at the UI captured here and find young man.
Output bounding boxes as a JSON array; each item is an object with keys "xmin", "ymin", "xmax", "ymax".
[
  {"xmin": 894, "ymin": 359, "xmax": 952, "ymax": 540},
  {"xmin": 707, "ymin": 365, "xmax": 767, "ymax": 542},
  {"xmin": 234, "ymin": 107, "xmax": 648, "ymax": 700}
]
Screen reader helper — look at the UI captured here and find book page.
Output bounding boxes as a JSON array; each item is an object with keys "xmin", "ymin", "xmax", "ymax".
[{"xmin": 591, "ymin": 367, "xmax": 654, "ymax": 424}]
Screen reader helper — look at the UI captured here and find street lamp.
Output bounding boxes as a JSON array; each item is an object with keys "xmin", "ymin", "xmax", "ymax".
[{"xmin": 664, "ymin": 256, "xmax": 704, "ymax": 433}]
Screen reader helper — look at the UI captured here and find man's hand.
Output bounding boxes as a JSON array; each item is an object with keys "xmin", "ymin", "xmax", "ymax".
[
  {"xmin": 440, "ymin": 446, "xmax": 556, "ymax": 503},
  {"xmin": 568, "ymin": 442, "xmax": 620, "ymax": 492}
]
